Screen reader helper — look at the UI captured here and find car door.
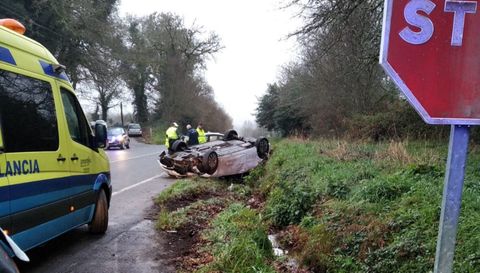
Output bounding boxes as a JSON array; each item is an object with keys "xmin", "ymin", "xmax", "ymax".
[
  {"xmin": 59, "ymin": 86, "xmax": 98, "ymax": 223},
  {"xmin": 0, "ymin": 123, "xmax": 11, "ymax": 233},
  {"xmin": 0, "ymin": 69, "xmax": 72, "ymax": 249}
]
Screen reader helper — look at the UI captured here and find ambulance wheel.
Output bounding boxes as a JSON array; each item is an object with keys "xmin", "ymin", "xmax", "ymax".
[{"xmin": 89, "ymin": 190, "xmax": 108, "ymax": 234}]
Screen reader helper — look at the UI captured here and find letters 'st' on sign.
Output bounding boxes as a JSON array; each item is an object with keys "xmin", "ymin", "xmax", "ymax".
[{"xmin": 380, "ymin": 0, "xmax": 480, "ymax": 125}]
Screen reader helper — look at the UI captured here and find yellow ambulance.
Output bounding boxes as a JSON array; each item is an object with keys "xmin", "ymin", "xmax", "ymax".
[{"xmin": 0, "ymin": 19, "xmax": 111, "ymax": 271}]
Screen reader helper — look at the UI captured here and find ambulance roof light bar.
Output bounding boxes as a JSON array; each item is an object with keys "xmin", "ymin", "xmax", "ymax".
[{"xmin": 0, "ymin": 19, "xmax": 26, "ymax": 35}]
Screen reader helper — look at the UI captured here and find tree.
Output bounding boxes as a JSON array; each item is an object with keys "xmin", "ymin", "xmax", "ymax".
[
  {"xmin": 0, "ymin": 0, "xmax": 120, "ymax": 89},
  {"xmin": 121, "ymin": 13, "xmax": 228, "ymax": 128},
  {"xmin": 255, "ymin": 0, "xmax": 397, "ymax": 137}
]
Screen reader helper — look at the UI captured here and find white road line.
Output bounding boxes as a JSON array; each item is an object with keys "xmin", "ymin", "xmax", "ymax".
[
  {"xmin": 109, "ymin": 152, "xmax": 161, "ymax": 163},
  {"xmin": 112, "ymin": 174, "xmax": 163, "ymax": 196}
]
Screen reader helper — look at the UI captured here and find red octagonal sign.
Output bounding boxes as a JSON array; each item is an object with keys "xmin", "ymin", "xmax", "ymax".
[{"xmin": 380, "ymin": 0, "xmax": 480, "ymax": 125}]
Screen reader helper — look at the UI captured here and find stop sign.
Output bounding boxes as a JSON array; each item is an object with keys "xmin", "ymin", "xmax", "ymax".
[{"xmin": 380, "ymin": 0, "xmax": 480, "ymax": 125}]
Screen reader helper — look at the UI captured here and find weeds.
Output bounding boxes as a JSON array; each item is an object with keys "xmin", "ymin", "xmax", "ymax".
[
  {"xmin": 198, "ymin": 203, "xmax": 275, "ymax": 273},
  {"xmin": 250, "ymin": 138, "xmax": 480, "ymax": 272}
]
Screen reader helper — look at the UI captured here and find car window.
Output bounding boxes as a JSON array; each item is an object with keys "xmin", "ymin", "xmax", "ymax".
[
  {"xmin": 129, "ymin": 124, "xmax": 140, "ymax": 129},
  {"xmin": 61, "ymin": 88, "xmax": 91, "ymax": 147},
  {"xmin": 108, "ymin": 128, "xmax": 124, "ymax": 136},
  {"xmin": 0, "ymin": 70, "xmax": 59, "ymax": 152}
]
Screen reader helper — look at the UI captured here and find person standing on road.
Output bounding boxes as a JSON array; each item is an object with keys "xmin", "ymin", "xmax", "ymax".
[
  {"xmin": 197, "ymin": 123, "xmax": 206, "ymax": 144},
  {"xmin": 186, "ymin": 124, "xmax": 199, "ymax": 145},
  {"xmin": 165, "ymin": 122, "xmax": 179, "ymax": 153}
]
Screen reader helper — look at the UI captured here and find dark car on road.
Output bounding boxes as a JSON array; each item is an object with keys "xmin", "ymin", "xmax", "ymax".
[
  {"xmin": 107, "ymin": 127, "xmax": 130, "ymax": 149},
  {"xmin": 159, "ymin": 130, "xmax": 269, "ymax": 178}
]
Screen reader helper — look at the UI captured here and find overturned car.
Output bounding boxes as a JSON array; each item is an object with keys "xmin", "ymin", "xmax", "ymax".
[{"xmin": 158, "ymin": 130, "xmax": 269, "ymax": 178}]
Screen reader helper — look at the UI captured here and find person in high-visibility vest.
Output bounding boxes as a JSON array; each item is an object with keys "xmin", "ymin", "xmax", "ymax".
[
  {"xmin": 197, "ymin": 123, "xmax": 206, "ymax": 144},
  {"xmin": 165, "ymin": 122, "xmax": 179, "ymax": 152}
]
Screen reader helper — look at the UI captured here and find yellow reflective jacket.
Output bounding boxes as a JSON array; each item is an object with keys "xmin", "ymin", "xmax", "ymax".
[
  {"xmin": 197, "ymin": 128, "xmax": 206, "ymax": 144},
  {"xmin": 165, "ymin": 126, "xmax": 178, "ymax": 148}
]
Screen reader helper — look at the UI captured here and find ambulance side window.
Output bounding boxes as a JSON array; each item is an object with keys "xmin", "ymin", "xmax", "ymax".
[
  {"xmin": 0, "ymin": 70, "xmax": 59, "ymax": 152},
  {"xmin": 61, "ymin": 88, "xmax": 90, "ymax": 148}
]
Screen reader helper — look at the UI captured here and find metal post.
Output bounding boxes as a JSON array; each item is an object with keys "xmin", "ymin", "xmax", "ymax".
[
  {"xmin": 434, "ymin": 125, "xmax": 470, "ymax": 273},
  {"xmin": 120, "ymin": 102, "xmax": 124, "ymax": 127}
]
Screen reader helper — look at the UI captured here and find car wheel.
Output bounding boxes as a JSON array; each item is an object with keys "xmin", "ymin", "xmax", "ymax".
[
  {"xmin": 88, "ymin": 189, "xmax": 108, "ymax": 234},
  {"xmin": 202, "ymin": 151, "xmax": 218, "ymax": 174},
  {"xmin": 224, "ymin": 129, "xmax": 238, "ymax": 141},
  {"xmin": 255, "ymin": 137, "xmax": 269, "ymax": 159},
  {"xmin": 120, "ymin": 142, "xmax": 125, "ymax": 150},
  {"xmin": 171, "ymin": 140, "xmax": 188, "ymax": 152},
  {"xmin": 126, "ymin": 140, "xmax": 130, "ymax": 149}
]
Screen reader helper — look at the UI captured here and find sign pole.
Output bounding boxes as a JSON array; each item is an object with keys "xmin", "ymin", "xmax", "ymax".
[{"xmin": 434, "ymin": 125, "xmax": 470, "ymax": 273}]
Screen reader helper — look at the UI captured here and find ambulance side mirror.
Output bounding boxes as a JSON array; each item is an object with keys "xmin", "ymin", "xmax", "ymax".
[{"xmin": 95, "ymin": 124, "xmax": 107, "ymax": 149}]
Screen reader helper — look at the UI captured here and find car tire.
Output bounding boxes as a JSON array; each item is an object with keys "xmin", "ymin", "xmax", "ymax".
[
  {"xmin": 171, "ymin": 140, "xmax": 188, "ymax": 152},
  {"xmin": 88, "ymin": 189, "xmax": 108, "ymax": 234},
  {"xmin": 224, "ymin": 129, "xmax": 238, "ymax": 141},
  {"xmin": 120, "ymin": 142, "xmax": 125, "ymax": 150},
  {"xmin": 255, "ymin": 137, "xmax": 269, "ymax": 159},
  {"xmin": 126, "ymin": 141, "xmax": 130, "ymax": 149},
  {"xmin": 202, "ymin": 151, "xmax": 218, "ymax": 175}
]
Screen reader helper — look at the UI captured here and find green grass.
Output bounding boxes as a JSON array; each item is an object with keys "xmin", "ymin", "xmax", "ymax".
[
  {"xmin": 155, "ymin": 179, "xmax": 224, "ymax": 206},
  {"xmin": 156, "ymin": 197, "xmax": 226, "ymax": 231},
  {"xmin": 251, "ymin": 138, "xmax": 480, "ymax": 272},
  {"xmin": 150, "ymin": 123, "xmax": 168, "ymax": 145},
  {"xmin": 196, "ymin": 203, "xmax": 275, "ymax": 273}
]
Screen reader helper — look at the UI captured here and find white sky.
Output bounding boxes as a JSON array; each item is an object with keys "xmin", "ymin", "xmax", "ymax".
[{"xmin": 118, "ymin": 0, "xmax": 301, "ymax": 128}]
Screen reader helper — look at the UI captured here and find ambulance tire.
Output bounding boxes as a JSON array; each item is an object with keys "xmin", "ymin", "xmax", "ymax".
[
  {"xmin": 88, "ymin": 190, "xmax": 108, "ymax": 234},
  {"xmin": 0, "ymin": 246, "xmax": 19, "ymax": 273}
]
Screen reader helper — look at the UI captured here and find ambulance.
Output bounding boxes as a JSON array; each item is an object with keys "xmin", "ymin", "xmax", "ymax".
[{"xmin": 0, "ymin": 19, "xmax": 111, "ymax": 271}]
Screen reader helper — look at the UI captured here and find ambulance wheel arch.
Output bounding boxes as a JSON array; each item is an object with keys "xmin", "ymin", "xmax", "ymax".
[{"xmin": 93, "ymin": 173, "xmax": 112, "ymax": 207}]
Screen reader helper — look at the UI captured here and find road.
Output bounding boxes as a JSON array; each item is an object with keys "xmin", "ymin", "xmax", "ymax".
[{"xmin": 18, "ymin": 138, "xmax": 176, "ymax": 273}]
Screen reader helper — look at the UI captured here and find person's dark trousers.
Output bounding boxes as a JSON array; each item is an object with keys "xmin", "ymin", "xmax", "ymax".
[{"xmin": 168, "ymin": 138, "xmax": 177, "ymax": 154}]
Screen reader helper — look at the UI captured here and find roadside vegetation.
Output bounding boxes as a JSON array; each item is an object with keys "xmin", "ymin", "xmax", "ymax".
[{"xmin": 155, "ymin": 138, "xmax": 480, "ymax": 273}]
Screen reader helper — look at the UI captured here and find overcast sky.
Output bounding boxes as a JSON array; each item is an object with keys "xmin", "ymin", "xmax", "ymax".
[{"xmin": 118, "ymin": 0, "xmax": 301, "ymax": 128}]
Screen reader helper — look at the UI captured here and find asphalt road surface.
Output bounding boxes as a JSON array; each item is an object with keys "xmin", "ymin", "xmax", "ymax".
[{"xmin": 18, "ymin": 138, "xmax": 176, "ymax": 273}]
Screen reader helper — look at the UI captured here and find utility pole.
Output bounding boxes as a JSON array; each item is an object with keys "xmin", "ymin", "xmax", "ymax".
[{"xmin": 120, "ymin": 102, "xmax": 124, "ymax": 127}]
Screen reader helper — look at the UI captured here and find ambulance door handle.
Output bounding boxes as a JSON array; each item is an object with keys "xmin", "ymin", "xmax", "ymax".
[
  {"xmin": 57, "ymin": 155, "xmax": 66, "ymax": 162},
  {"xmin": 71, "ymin": 154, "xmax": 79, "ymax": 161}
]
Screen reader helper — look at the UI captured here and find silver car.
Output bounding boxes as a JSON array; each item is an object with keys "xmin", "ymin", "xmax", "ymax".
[
  {"xmin": 127, "ymin": 123, "xmax": 142, "ymax": 137},
  {"xmin": 158, "ymin": 130, "xmax": 269, "ymax": 178}
]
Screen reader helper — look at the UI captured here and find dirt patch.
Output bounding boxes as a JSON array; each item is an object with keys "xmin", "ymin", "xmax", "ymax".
[
  {"xmin": 153, "ymin": 190, "xmax": 230, "ymax": 272},
  {"xmin": 162, "ymin": 191, "xmax": 223, "ymax": 212}
]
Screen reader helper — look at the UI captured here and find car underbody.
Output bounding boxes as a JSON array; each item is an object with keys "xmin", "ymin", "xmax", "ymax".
[{"xmin": 158, "ymin": 131, "xmax": 269, "ymax": 178}]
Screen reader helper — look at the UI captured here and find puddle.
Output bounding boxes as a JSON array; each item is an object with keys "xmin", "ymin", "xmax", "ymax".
[
  {"xmin": 268, "ymin": 234, "xmax": 287, "ymax": 256},
  {"xmin": 268, "ymin": 233, "xmax": 300, "ymax": 270}
]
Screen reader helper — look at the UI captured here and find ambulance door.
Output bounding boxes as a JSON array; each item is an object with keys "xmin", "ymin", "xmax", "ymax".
[
  {"xmin": 0, "ymin": 122, "xmax": 11, "ymax": 233},
  {"xmin": 58, "ymin": 86, "xmax": 98, "ymax": 224},
  {"xmin": 0, "ymin": 69, "xmax": 71, "ymax": 248}
]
